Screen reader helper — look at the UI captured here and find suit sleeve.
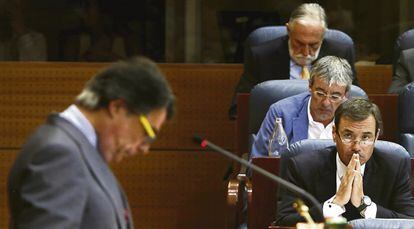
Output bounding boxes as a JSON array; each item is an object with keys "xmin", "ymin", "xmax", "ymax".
[
  {"xmin": 376, "ymin": 156, "xmax": 414, "ymax": 218},
  {"xmin": 388, "ymin": 52, "xmax": 410, "ymax": 94},
  {"xmin": 16, "ymin": 144, "xmax": 88, "ymax": 228},
  {"xmin": 228, "ymin": 44, "xmax": 261, "ymax": 118},
  {"xmin": 275, "ymin": 158, "xmax": 324, "ymax": 226}
]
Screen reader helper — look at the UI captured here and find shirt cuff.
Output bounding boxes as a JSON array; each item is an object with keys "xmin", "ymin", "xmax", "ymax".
[
  {"xmin": 361, "ymin": 202, "xmax": 377, "ymax": 218},
  {"xmin": 323, "ymin": 196, "xmax": 346, "ymax": 218}
]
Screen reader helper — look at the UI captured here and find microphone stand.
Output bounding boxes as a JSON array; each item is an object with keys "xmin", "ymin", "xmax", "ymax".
[{"xmin": 193, "ymin": 135, "xmax": 324, "ymax": 223}]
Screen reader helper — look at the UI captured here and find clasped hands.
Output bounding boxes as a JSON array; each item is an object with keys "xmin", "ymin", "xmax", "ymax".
[{"xmin": 333, "ymin": 153, "xmax": 364, "ymax": 208}]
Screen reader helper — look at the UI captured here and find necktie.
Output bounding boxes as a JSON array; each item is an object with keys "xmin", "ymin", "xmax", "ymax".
[{"xmin": 301, "ymin": 66, "xmax": 310, "ymax": 80}]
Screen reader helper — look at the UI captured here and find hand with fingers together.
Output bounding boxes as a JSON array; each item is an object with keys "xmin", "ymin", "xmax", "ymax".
[
  {"xmin": 351, "ymin": 154, "xmax": 364, "ymax": 207},
  {"xmin": 333, "ymin": 153, "xmax": 364, "ymax": 207}
]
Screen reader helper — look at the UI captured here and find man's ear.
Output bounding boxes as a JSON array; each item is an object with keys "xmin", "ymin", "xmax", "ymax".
[
  {"xmin": 107, "ymin": 99, "xmax": 127, "ymax": 118},
  {"xmin": 332, "ymin": 125, "xmax": 337, "ymax": 141},
  {"xmin": 345, "ymin": 91, "xmax": 350, "ymax": 99},
  {"xmin": 375, "ymin": 128, "xmax": 381, "ymax": 141},
  {"xmin": 286, "ymin": 23, "xmax": 290, "ymax": 34}
]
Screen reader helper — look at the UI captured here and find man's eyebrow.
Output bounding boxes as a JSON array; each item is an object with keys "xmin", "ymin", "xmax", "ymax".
[
  {"xmin": 330, "ymin": 91, "xmax": 342, "ymax": 95},
  {"xmin": 315, "ymin": 87, "xmax": 326, "ymax": 92},
  {"xmin": 341, "ymin": 129, "xmax": 353, "ymax": 133},
  {"xmin": 362, "ymin": 132, "xmax": 374, "ymax": 136},
  {"xmin": 341, "ymin": 129, "xmax": 374, "ymax": 135}
]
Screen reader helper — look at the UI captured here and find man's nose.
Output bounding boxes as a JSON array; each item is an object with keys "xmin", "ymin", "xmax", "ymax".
[
  {"xmin": 301, "ymin": 45, "xmax": 310, "ymax": 56},
  {"xmin": 350, "ymin": 140, "xmax": 362, "ymax": 152},
  {"xmin": 321, "ymin": 97, "xmax": 332, "ymax": 106}
]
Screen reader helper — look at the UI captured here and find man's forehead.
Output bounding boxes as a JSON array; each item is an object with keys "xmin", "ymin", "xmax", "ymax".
[
  {"xmin": 291, "ymin": 17, "xmax": 324, "ymax": 28},
  {"xmin": 338, "ymin": 116, "xmax": 376, "ymax": 132},
  {"xmin": 312, "ymin": 77, "xmax": 346, "ymax": 92}
]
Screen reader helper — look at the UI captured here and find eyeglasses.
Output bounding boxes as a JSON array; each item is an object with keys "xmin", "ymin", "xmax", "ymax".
[
  {"xmin": 313, "ymin": 90, "xmax": 345, "ymax": 103},
  {"xmin": 337, "ymin": 132, "xmax": 376, "ymax": 146},
  {"xmin": 139, "ymin": 115, "xmax": 157, "ymax": 143}
]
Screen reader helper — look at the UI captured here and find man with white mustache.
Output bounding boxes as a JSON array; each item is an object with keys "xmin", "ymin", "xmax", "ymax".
[{"xmin": 229, "ymin": 3, "xmax": 358, "ymax": 119}]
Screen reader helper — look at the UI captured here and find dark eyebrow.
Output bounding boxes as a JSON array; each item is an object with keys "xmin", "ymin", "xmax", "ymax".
[
  {"xmin": 315, "ymin": 87, "xmax": 327, "ymax": 92},
  {"xmin": 341, "ymin": 129, "xmax": 353, "ymax": 134},
  {"xmin": 362, "ymin": 132, "xmax": 374, "ymax": 136},
  {"xmin": 341, "ymin": 129, "xmax": 374, "ymax": 136}
]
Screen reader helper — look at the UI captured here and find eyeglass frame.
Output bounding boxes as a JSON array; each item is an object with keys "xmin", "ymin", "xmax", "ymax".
[
  {"xmin": 312, "ymin": 89, "xmax": 346, "ymax": 103},
  {"xmin": 335, "ymin": 129, "xmax": 380, "ymax": 146},
  {"xmin": 139, "ymin": 115, "xmax": 157, "ymax": 143}
]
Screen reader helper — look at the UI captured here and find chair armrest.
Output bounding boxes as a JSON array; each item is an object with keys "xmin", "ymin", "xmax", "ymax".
[{"xmin": 227, "ymin": 172, "xmax": 252, "ymax": 206}]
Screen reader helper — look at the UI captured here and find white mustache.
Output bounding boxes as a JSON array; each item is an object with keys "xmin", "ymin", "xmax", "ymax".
[{"xmin": 293, "ymin": 54, "xmax": 316, "ymax": 65}]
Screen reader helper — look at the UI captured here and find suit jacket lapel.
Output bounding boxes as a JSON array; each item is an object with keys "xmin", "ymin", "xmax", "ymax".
[
  {"xmin": 317, "ymin": 40, "xmax": 328, "ymax": 59},
  {"xmin": 264, "ymin": 36, "xmax": 290, "ymax": 80},
  {"xmin": 292, "ymin": 94, "xmax": 310, "ymax": 143},
  {"xmin": 362, "ymin": 154, "xmax": 380, "ymax": 199},
  {"xmin": 50, "ymin": 115, "xmax": 128, "ymax": 229},
  {"xmin": 315, "ymin": 149, "xmax": 337, "ymax": 201},
  {"xmin": 280, "ymin": 36, "xmax": 291, "ymax": 77}
]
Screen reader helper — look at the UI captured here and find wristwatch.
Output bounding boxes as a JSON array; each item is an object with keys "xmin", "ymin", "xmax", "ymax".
[{"xmin": 357, "ymin": 195, "xmax": 372, "ymax": 215}]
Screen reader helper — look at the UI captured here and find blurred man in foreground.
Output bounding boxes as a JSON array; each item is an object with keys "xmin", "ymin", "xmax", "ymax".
[{"xmin": 8, "ymin": 57, "xmax": 175, "ymax": 228}]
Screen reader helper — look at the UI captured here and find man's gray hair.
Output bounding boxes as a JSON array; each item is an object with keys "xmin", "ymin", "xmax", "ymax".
[
  {"xmin": 309, "ymin": 56, "xmax": 353, "ymax": 92},
  {"xmin": 289, "ymin": 3, "xmax": 327, "ymax": 30}
]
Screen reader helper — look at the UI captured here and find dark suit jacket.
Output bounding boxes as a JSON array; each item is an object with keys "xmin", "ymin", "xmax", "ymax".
[
  {"xmin": 276, "ymin": 146, "xmax": 414, "ymax": 226},
  {"xmin": 8, "ymin": 114, "xmax": 133, "ymax": 229},
  {"xmin": 388, "ymin": 48, "xmax": 414, "ymax": 94},
  {"xmin": 229, "ymin": 35, "xmax": 357, "ymax": 118}
]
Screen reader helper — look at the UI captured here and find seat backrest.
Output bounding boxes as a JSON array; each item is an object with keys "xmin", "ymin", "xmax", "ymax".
[
  {"xmin": 393, "ymin": 29, "xmax": 414, "ymax": 74},
  {"xmin": 245, "ymin": 26, "xmax": 354, "ymax": 49},
  {"xmin": 349, "ymin": 218, "xmax": 414, "ymax": 229},
  {"xmin": 245, "ymin": 26, "xmax": 287, "ymax": 47},
  {"xmin": 398, "ymin": 82, "xmax": 414, "ymax": 156},
  {"xmin": 248, "ymin": 80, "xmax": 367, "ymax": 136}
]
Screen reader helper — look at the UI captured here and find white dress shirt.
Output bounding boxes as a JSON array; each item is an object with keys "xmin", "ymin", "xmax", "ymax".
[{"xmin": 307, "ymin": 98, "xmax": 334, "ymax": 140}]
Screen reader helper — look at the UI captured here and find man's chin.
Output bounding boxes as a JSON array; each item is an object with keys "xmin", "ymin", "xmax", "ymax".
[
  {"xmin": 293, "ymin": 58, "xmax": 307, "ymax": 66},
  {"xmin": 315, "ymin": 114, "xmax": 333, "ymax": 123}
]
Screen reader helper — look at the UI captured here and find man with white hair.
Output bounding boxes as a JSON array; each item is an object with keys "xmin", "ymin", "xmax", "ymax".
[{"xmin": 229, "ymin": 3, "xmax": 358, "ymax": 118}]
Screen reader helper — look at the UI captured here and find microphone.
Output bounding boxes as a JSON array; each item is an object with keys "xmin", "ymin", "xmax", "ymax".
[{"xmin": 193, "ymin": 134, "xmax": 324, "ymax": 221}]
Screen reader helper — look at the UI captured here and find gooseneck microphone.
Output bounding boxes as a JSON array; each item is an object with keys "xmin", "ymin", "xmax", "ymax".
[{"xmin": 193, "ymin": 134, "xmax": 324, "ymax": 220}]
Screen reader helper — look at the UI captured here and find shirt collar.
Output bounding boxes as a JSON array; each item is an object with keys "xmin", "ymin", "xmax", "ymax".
[{"xmin": 59, "ymin": 104, "xmax": 97, "ymax": 149}]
